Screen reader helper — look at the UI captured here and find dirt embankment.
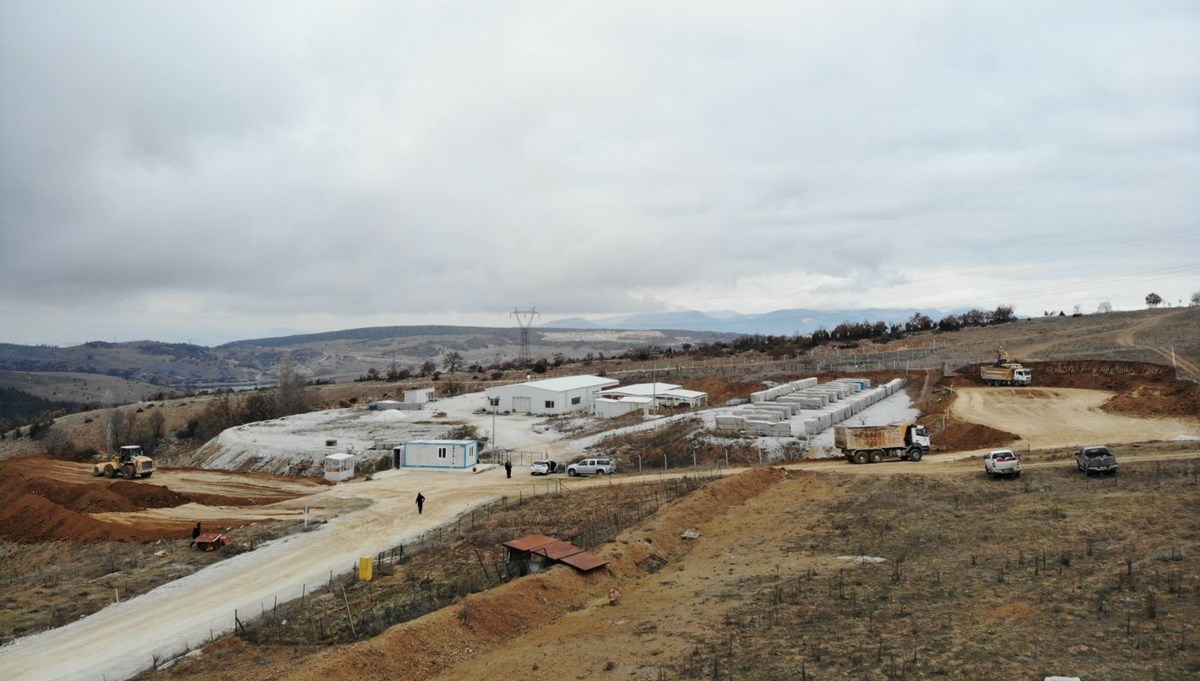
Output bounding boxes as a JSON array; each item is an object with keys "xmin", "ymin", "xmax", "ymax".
[{"xmin": 0, "ymin": 458, "xmax": 312, "ymax": 543}]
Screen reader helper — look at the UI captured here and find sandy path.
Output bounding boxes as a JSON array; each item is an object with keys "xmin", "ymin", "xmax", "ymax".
[
  {"xmin": 950, "ymin": 387, "xmax": 1200, "ymax": 449},
  {"xmin": 0, "ymin": 468, "xmax": 629, "ymax": 681}
]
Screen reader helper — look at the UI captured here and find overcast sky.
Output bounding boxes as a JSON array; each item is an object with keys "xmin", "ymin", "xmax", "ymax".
[{"xmin": 2, "ymin": 1, "xmax": 1197, "ymax": 346}]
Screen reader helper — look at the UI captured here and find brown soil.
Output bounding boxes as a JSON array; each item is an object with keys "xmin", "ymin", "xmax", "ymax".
[
  {"xmin": 0, "ymin": 457, "xmax": 320, "ymax": 543},
  {"xmin": 139, "ymin": 447, "xmax": 1200, "ymax": 681},
  {"xmin": 956, "ymin": 359, "xmax": 1200, "ymax": 418}
]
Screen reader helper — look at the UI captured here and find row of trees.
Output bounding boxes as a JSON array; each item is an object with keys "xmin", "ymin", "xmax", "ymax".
[{"xmin": 1146, "ymin": 291, "xmax": 1200, "ymax": 308}]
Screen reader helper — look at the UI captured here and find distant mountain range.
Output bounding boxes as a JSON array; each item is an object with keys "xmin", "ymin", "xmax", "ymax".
[{"xmin": 542, "ymin": 307, "xmax": 962, "ymax": 336}]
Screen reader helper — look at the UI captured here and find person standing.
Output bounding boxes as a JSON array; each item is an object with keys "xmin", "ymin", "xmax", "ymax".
[
  {"xmin": 504, "ymin": 459, "xmax": 513, "ymax": 479},
  {"xmin": 190, "ymin": 522, "xmax": 202, "ymax": 547},
  {"xmin": 416, "ymin": 492, "xmax": 425, "ymax": 515}
]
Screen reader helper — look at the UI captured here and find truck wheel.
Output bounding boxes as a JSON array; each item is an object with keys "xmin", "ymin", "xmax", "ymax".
[
  {"xmin": 909, "ymin": 450, "xmax": 923, "ymax": 462},
  {"xmin": 869, "ymin": 450, "xmax": 884, "ymax": 464},
  {"xmin": 104, "ymin": 464, "xmax": 115, "ymax": 478},
  {"xmin": 852, "ymin": 451, "xmax": 867, "ymax": 465},
  {"xmin": 122, "ymin": 464, "xmax": 136, "ymax": 480}
]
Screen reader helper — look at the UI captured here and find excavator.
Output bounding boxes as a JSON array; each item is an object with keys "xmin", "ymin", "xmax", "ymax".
[{"xmin": 92, "ymin": 445, "xmax": 156, "ymax": 479}]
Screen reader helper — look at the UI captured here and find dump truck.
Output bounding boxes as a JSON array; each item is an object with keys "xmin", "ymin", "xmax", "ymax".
[
  {"xmin": 92, "ymin": 445, "xmax": 156, "ymax": 479},
  {"xmin": 980, "ymin": 350, "xmax": 1032, "ymax": 386},
  {"xmin": 835, "ymin": 422, "xmax": 930, "ymax": 464}
]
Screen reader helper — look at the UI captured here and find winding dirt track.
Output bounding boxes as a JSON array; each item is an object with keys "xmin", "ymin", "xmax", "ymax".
[{"xmin": 0, "ymin": 387, "xmax": 1196, "ymax": 681}]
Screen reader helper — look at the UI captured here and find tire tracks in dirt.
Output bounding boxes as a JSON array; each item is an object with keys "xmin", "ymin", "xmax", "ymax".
[{"xmin": 1115, "ymin": 309, "xmax": 1198, "ymax": 377}]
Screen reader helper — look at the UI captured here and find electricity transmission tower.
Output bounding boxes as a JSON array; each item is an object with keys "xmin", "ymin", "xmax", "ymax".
[{"xmin": 511, "ymin": 307, "xmax": 540, "ymax": 365}]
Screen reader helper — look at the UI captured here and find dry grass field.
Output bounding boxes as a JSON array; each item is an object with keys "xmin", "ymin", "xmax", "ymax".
[{"xmin": 133, "ymin": 444, "xmax": 1200, "ymax": 681}]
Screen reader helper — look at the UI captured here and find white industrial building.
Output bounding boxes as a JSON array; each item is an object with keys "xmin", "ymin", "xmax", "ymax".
[
  {"xmin": 485, "ymin": 375, "xmax": 619, "ymax": 415},
  {"xmin": 395, "ymin": 440, "xmax": 479, "ymax": 469},
  {"xmin": 594, "ymin": 395, "xmax": 654, "ymax": 418},
  {"xmin": 600, "ymin": 382, "xmax": 709, "ymax": 410}
]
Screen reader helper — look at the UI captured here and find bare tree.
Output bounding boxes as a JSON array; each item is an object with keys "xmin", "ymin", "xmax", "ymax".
[
  {"xmin": 276, "ymin": 352, "xmax": 311, "ymax": 416},
  {"xmin": 442, "ymin": 351, "xmax": 464, "ymax": 373},
  {"xmin": 148, "ymin": 409, "xmax": 166, "ymax": 440}
]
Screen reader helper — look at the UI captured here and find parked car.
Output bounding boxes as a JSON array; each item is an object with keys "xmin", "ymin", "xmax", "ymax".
[
  {"xmin": 1076, "ymin": 446, "xmax": 1118, "ymax": 476},
  {"xmin": 984, "ymin": 449, "xmax": 1022, "ymax": 478},
  {"xmin": 530, "ymin": 460, "xmax": 561, "ymax": 475},
  {"xmin": 567, "ymin": 458, "xmax": 616, "ymax": 477}
]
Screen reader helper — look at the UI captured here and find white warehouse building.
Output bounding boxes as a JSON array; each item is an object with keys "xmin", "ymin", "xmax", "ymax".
[{"xmin": 485, "ymin": 375, "xmax": 619, "ymax": 415}]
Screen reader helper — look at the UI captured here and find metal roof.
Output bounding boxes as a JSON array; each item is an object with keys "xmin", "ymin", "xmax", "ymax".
[
  {"xmin": 502, "ymin": 534, "xmax": 609, "ymax": 573},
  {"xmin": 662, "ymin": 389, "xmax": 707, "ymax": 400},
  {"xmin": 502, "ymin": 534, "xmax": 557, "ymax": 552},
  {"xmin": 559, "ymin": 552, "xmax": 608, "ymax": 572},
  {"xmin": 522, "ymin": 375, "xmax": 620, "ymax": 392},
  {"xmin": 601, "ymin": 382, "xmax": 682, "ymax": 397},
  {"xmin": 532, "ymin": 540, "xmax": 584, "ymax": 561}
]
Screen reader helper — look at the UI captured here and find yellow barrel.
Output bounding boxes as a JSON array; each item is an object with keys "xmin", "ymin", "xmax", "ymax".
[{"xmin": 358, "ymin": 555, "xmax": 373, "ymax": 581}]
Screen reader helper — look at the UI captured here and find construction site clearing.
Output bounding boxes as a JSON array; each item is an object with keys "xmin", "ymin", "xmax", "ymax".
[{"xmin": 0, "ymin": 357, "xmax": 1196, "ymax": 681}]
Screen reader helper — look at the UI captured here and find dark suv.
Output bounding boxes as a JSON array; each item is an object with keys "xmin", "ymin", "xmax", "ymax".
[{"xmin": 1076, "ymin": 446, "xmax": 1118, "ymax": 476}]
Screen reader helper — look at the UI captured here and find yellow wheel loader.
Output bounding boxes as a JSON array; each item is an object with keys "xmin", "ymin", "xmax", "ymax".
[{"xmin": 92, "ymin": 445, "xmax": 156, "ymax": 480}]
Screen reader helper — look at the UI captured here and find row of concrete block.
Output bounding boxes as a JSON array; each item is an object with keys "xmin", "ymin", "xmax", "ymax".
[
  {"xmin": 798, "ymin": 378, "xmax": 905, "ymax": 435},
  {"xmin": 716, "ymin": 377, "xmax": 904, "ymax": 439},
  {"xmin": 749, "ymin": 377, "xmax": 819, "ymax": 403}
]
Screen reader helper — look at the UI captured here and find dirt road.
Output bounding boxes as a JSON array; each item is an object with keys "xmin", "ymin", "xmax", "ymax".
[
  {"xmin": 0, "ymin": 467, "xmax": 620, "ymax": 681},
  {"xmin": 950, "ymin": 386, "xmax": 1200, "ymax": 448}
]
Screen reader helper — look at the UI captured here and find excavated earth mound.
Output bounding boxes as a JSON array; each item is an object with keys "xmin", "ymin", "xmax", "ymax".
[
  {"xmin": 0, "ymin": 458, "xmax": 303, "ymax": 543},
  {"xmin": 951, "ymin": 359, "xmax": 1199, "ymax": 433}
]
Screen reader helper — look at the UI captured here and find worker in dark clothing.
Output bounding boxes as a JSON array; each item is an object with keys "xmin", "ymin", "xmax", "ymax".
[
  {"xmin": 504, "ymin": 460, "xmax": 513, "ymax": 478},
  {"xmin": 416, "ymin": 492, "xmax": 425, "ymax": 515},
  {"xmin": 190, "ymin": 522, "xmax": 202, "ymax": 547}
]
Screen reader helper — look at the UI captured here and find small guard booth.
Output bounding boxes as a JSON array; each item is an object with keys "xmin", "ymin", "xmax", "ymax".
[
  {"xmin": 323, "ymin": 453, "xmax": 356, "ymax": 482},
  {"xmin": 396, "ymin": 440, "xmax": 479, "ymax": 470}
]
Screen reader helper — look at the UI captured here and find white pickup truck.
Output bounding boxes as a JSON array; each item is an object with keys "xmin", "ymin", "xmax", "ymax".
[{"xmin": 984, "ymin": 450, "xmax": 1023, "ymax": 478}]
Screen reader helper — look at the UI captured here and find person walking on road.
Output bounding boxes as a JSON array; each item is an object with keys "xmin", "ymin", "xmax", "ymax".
[
  {"xmin": 416, "ymin": 492, "xmax": 425, "ymax": 515},
  {"xmin": 504, "ymin": 460, "xmax": 513, "ymax": 479},
  {"xmin": 190, "ymin": 522, "xmax": 201, "ymax": 547}
]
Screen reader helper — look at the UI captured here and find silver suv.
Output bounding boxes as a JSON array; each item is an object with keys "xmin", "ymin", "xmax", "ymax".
[{"xmin": 567, "ymin": 458, "xmax": 616, "ymax": 477}]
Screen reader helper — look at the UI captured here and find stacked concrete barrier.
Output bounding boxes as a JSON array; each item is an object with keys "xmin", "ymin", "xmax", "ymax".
[
  {"xmin": 750, "ymin": 377, "xmax": 819, "ymax": 403},
  {"xmin": 715, "ymin": 415, "xmax": 745, "ymax": 432},
  {"xmin": 737, "ymin": 409, "xmax": 785, "ymax": 422},
  {"xmin": 758, "ymin": 403, "xmax": 797, "ymax": 416},
  {"xmin": 744, "ymin": 419, "xmax": 777, "ymax": 436}
]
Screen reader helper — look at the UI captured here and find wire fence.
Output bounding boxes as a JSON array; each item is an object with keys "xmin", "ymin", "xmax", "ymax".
[{"xmin": 229, "ymin": 470, "xmax": 723, "ymax": 647}]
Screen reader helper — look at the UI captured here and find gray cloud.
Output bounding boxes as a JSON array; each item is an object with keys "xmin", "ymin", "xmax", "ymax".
[{"xmin": 2, "ymin": 1, "xmax": 1197, "ymax": 345}]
